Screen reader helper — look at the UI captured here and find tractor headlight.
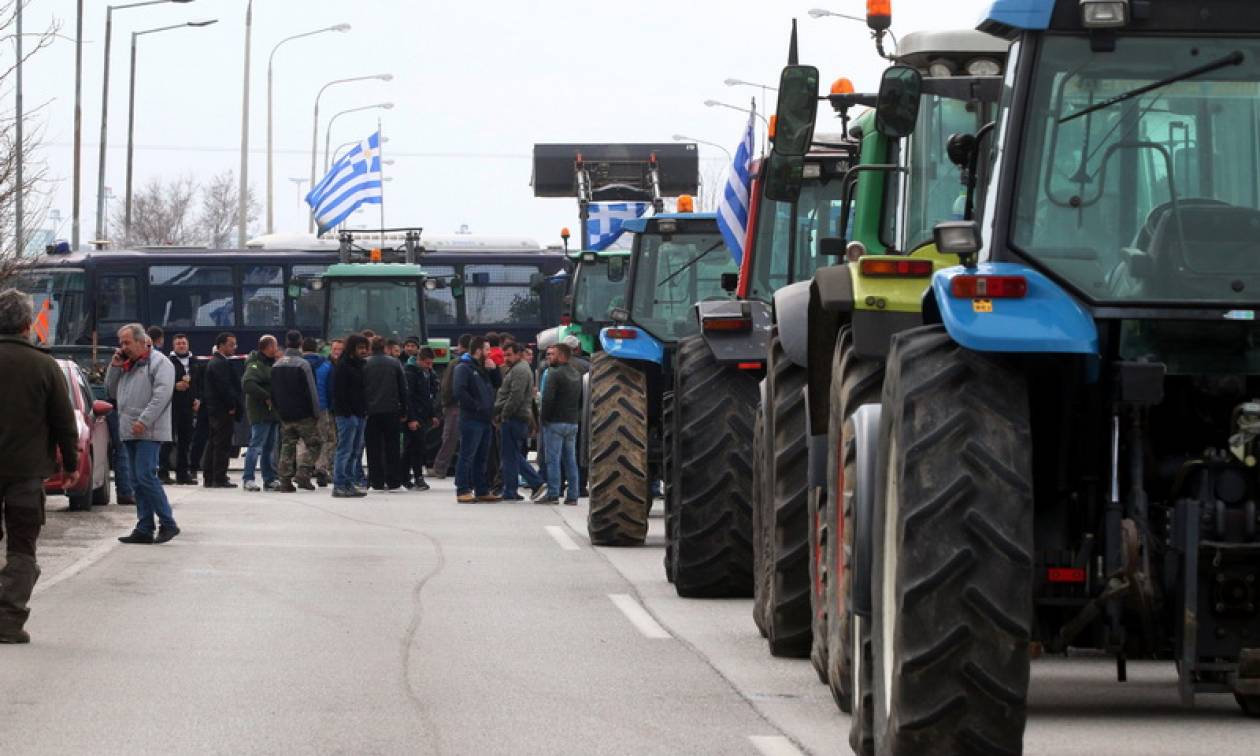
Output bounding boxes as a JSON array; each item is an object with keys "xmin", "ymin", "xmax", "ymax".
[
  {"xmin": 928, "ymin": 59, "xmax": 955, "ymax": 78},
  {"xmin": 802, "ymin": 163, "xmax": 822, "ymax": 179},
  {"xmin": 965, "ymin": 58, "xmax": 1002, "ymax": 77},
  {"xmin": 1080, "ymin": 0, "xmax": 1128, "ymax": 29}
]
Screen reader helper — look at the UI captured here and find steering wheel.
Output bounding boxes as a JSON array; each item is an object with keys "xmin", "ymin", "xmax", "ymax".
[{"xmin": 1134, "ymin": 198, "xmax": 1232, "ymax": 250}]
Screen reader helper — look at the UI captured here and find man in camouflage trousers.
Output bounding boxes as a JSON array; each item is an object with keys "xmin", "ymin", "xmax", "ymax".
[{"xmin": 271, "ymin": 330, "xmax": 323, "ymax": 492}]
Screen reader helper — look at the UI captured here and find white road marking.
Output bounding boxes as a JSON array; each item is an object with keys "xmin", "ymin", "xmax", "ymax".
[
  {"xmin": 608, "ymin": 593, "xmax": 672, "ymax": 639},
  {"xmin": 33, "ymin": 538, "xmax": 119, "ymax": 596},
  {"xmin": 544, "ymin": 525, "xmax": 581, "ymax": 551},
  {"xmin": 748, "ymin": 735, "xmax": 806, "ymax": 756}
]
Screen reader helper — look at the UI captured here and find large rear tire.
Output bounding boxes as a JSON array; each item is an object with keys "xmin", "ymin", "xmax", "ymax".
[
  {"xmin": 92, "ymin": 455, "xmax": 112, "ymax": 507},
  {"xmin": 670, "ymin": 335, "xmax": 756, "ymax": 598},
  {"xmin": 752, "ymin": 405, "xmax": 771, "ymax": 637},
  {"xmin": 68, "ymin": 452, "xmax": 94, "ymax": 512},
  {"xmin": 871, "ymin": 325, "xmax": 1033, "ymax": 756},
  {"xmin": 759, "ymin": 334, "xmax": 812, "ymax": 657},
  {"xmin": 587, "ymin": 352, "xmax": 651, "ymax": 546},
  {"xmin": 824, "ymin": 327, "xmax": 885, "ymax": 716},
  {"xmin": 662, "ymin": 391, "xmax": 678, "ymax": 583}
]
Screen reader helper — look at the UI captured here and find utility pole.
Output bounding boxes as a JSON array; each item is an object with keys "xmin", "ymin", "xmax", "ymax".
[
  {"xmin": 15, "ymin": 2, "xmax": 23, "ymax": 257},
  {"xmin": 237, "ymin": 0, "xmax": 253, "ymax": 248},
  {"xmin": 72, "ymin": 0, "xmax": 83, "ymax": 250}
]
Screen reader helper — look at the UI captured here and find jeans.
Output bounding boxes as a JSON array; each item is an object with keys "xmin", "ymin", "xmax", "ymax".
[
  {"xmin": 544, "ymin": 423, "xmax": 580, "ymax": 502},
  {"xmin": 106, "ymin": 409, "xmax": 134, "ymax": 497},
  {"xmin": 124, "ymin": 440, "xmax": 177, "ymax": 536},
  {"xmin": 500, "ymin": 418, "xmax": 542, "ymax": 498},
  {"xmin": 333, "ymin": 415, "xmax": 366, "ymax": 490},
  {"xmin": 455, "ymin": 417, "xmax": 493, "ymax": 496},
  {"xmin": 242, "ymin": 421, "xmax": 279, "ymax": 484}
]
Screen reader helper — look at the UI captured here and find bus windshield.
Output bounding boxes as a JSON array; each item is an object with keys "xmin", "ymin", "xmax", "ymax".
[
  {"xmin": 15, "ymin": 269, "xmax": 90, "ymax": 345},
  {"xmin": 326, "ymin": 279, "xmax": 424, "ymax": 341},
  {"xmin": 573, "ymin": 257, "xmax": 628, "ymax": 323},
  {"xmin": 1012, "ymin": 35, "xmax": 1260, "ymax": 305},
  {"xmin": 746, "ymin": 177, "xmax": 845, "ymax": 301},
  {"xmin": 629, "ymin": 230, "xmax": 737, "ymax": 341}
]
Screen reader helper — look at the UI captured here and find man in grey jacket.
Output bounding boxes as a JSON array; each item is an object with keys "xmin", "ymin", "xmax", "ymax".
[
  {"xmin": 494, "ymin": 342, "xmax": 544, "ymax": 501},
  {"xmin": 106, "ymin": 323, "xmax": 180, "ymax": 544}
]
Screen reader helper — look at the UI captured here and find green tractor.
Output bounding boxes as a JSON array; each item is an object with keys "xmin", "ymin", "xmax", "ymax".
[
  {"xmin": 319, "ymin": 230, "xmax": 456, "ymax": 359},
  {"xmin": 751, "ymin": 23, "xmax": 1009, "ymax": 731}
]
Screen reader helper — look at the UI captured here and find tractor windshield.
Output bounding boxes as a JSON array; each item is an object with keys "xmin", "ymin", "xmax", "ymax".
[
  {"xmin": 573, "ymin": 256, "xmax": 628, "ymax": 323},
  {"xmin": 326, "ymin": 278, "xmax": 424, "ymax": 341},
  {"xmin": 629, "ymin": 230, "xmax": 738, "ymax": 341},
  {"xmin": 1012, "ymin": 35, "xmax": 1260, "ymax": 306},
  {"xmin": 746, "ymin": 177, "xmax": 845, "ymax": 301},
  {"xmin": 903, "ymin": 92, "xmax": 989, "ymax": 252}
]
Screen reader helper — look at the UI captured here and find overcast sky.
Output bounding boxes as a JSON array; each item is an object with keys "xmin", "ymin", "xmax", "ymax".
[{"xmin": 16, "ymin": 0, "xmax": 995, "ymax": 247}]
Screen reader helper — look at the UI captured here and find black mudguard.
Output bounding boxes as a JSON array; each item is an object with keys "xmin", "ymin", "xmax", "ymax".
[{"xmin": 695, "ymin": 299, "xmax": 772, "ymax": 364}]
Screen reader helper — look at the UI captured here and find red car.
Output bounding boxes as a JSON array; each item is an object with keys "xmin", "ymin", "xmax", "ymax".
[{"xmin": 43, "ymin": 359, "xmax": 113, "ymax": 511}]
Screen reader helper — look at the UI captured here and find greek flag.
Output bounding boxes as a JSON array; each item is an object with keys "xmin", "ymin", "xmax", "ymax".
[
  {"xmin": 586, "ymin": 202, "xmax": 649, "ymax": 251},
  {"xmin": 717, "ymin": 110, "xmax": 756, "ymax": 266},
  {"xmin": 306, "ymin": 130, "xmax": 383, "ymax": 236}
]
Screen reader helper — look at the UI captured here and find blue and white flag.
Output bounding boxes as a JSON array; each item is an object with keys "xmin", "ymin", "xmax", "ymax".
[
  {"xmin": 586, "ymin": 202, "xmax": 649, "ymax": 251},
  {"xmin": 306, "ymin": 130, "xmax": 383, "ymax": 236},
  {"xmin": 717, "ymin": 110, "xmax": 756, "ymax": 266}
]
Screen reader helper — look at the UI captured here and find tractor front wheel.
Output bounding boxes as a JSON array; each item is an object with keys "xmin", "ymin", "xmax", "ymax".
[{"xmin": 587, "ymin": 352, "xmax": 651, "ymax": 546}]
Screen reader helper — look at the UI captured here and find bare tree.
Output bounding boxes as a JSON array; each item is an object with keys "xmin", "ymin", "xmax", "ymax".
[
  {"xmin": 0, "ymin": 1, "xmax": 61, "ymax": 284},
  {"xmin": 697, "ymin": 159, "xmax": 728, "ymax": 213},
  {"xmin": 198, "ymin": 170, "xmax": 259, "ymax": 248},
  {"xmin": 115, "ymin": 176, "xmax": 199, "ymax": 246}
]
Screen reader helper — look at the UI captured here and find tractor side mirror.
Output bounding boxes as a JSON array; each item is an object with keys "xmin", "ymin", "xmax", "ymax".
[
  {"xmin": 764, "ymin": 153, "xmax": 804, "ymax": 203},
  {"xmin": 772, "ymin": 65, "xmax": 820, "ymax": 158},
  {"xmin": 875, "ymin": 65, "xmax": 923, "ymax": 139}
]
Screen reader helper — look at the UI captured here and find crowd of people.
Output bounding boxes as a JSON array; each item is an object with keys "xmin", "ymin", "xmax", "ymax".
[{"xmin": 106, "ymin": 323, "xmax": 590, "ymax": 505}]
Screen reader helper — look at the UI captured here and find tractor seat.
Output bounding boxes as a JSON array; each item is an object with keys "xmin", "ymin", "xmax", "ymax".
[{"xmin": 1146, "ymin": 204, "xmax": 1260, "ymax": 295}]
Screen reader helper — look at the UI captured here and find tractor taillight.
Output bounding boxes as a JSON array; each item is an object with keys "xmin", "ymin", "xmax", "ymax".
[
  {"xmin": 606, "ymin": 328, "xmax": 638, "ymax": 340},
  {"xmin": 702, "ymin": 317, "xmax": 752, "ymax": 333},
  {"xmin": 737, "ymin": 361, "xmax": 763, "ymax": 371},
  {"xmin": 1046, "ymin": 567, "xmax": 1086, "ymax": 584},
  {"xmin": 860, "ymin": 258, "xmax": 933, "ymax": 277},
  {"xmin": 950, "ymin": 275, "xmax": 1027, "ymax": 299}
]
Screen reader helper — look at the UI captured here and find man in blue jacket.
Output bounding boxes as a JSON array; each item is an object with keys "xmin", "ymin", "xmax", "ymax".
[{"xmin": 452, "ymin": 336, "xmax": 502, "ymax": 502}]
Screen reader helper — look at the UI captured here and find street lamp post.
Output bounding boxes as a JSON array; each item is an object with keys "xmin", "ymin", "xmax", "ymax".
[
  {"xmin": 237, "ymin": 0, "xmax": 252, "ymax": 249},
  {"xmin": 14, "ymin": 2, "xmax": 22, "ymax": 257},
  {"xmin": 72, "ymin": 0, "xmax": 82, "ymax": 250},
  {"xmin": 671, "ymin": 134, "xmax": 732, "ymax": 163},
  {"xmin": 307, "ymin": 73, "xmax": 392, "ymax": 232},
  {"xmin": 322, "ymin": 103, "xmax": 393, "ymax": 173},
  {"xmin": 705, "ymin": 99, "xmax": 770, "ymax": 155},
  {"xmin": 95, "ymin": 0, "xmax": 197, "ymax": 245},
  {"xmin": 124, "ymin": 19, "xmax": 218, "ymax": 243},
  {"xmin": 288, "ymin": 177, "xmax": 307, "ymax": 209},
  {"xmin": 266, "ymin": 23, "xmax": 350, "ymax": 235},
  {"xmin": 724, "ymin": 77, "xmax": 777, "ymax": 125}
]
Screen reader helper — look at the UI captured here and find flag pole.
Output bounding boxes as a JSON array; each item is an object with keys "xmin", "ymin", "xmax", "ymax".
[{"xmin": 377, "ymin": 118, "xmax": 386, "ymax": 247}]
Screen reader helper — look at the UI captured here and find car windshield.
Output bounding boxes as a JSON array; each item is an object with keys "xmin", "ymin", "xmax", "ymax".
[
  {"xmin": 903, "ymin": 92, "xmax": 991, "ymax": 252},
  {"xmin": 629, "ymin": 228, "xmax": 737, "ymax": 341},
  {"xmin": 1012, "ymin": 35, "xmax": 1260, "ymax": 305},
  {"xmin": 15, "ymin": 269, "xmax": 89, "ymax": 345},
  {"xmin": 746, "ymin": 176, "xmax": 845, "ymax": 301},
  {"xmin": 326, "ymin": 279, "xmax": 424, "ymax": 341},
  {"xmin": 573, "ymin": 257, "xmax": 628, "ymax": 323}
]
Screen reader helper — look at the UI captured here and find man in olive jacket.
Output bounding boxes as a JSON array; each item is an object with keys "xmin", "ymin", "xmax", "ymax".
[
  {"xmin": 0, "ymin": 289, "xmax": 80, "ymax": 643},
  {"xmin": 494, "ymin": 342, "xmax": 543, "ymax": 500},
  {"xmin": 241, "ymin": 335, "xmax": 280, "ymax": 492}
]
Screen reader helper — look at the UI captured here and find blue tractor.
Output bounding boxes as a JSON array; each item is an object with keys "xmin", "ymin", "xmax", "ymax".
[
  {"xmin": 585, "ymin": 211, "xmax": 746, "ymax": 572},
  {"xmin": 814, "ymin": 1, "xmax": 1260, "ymax": 753}
]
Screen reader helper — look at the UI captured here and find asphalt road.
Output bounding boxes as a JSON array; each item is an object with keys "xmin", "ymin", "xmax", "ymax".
[{"xmin": 2, "ymin": 479, "xmax": 1257, "ymax": 755}]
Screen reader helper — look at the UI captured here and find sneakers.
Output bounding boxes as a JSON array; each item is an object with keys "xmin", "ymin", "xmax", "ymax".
[
  {"xmin": 243, "ymin": 481, "xmax": 261, "ymax": 492},
  {"xmin": 118, "ymin": 531, "xmax": 155, "ymax": 544},
  {"xmin": 295, "ymin": 478, "xmax": 316, "ymax": 491},
  {"xmin": 564, "ymin": 499, "xmax": 578, "ymax": 506},
  {"xmin": 331, "ymin": 487, "xmax": 357, "ymax": 498},
  {"xmin": 477, "ymin": 493, "xmax": 502, "ymax": 502},
  {"xmin": 314, "ymin": 472, "xmax": 330, "ymax": 487},
  {"xmin": 155, "ymin": 526, "xmax": 181, "ymax": 544},
  {"xmin": 413, "ymin": 480, "xmax": 431, "ymax": 492},
  {"xmin": 530, "ymin": 484, "xmax": 549, "ymax": 502},
  {"xmin": 534, "ymin": 496, "xmax": 560, "ymax": 506},
  {"xmin": 0, "ymin": 627, "xmax": 31, "ymax": 644},
  {"xmin": 175, "ymin": 476, "xmax": 198, "ymax": 485},
  {"xmin": 276, "ymin": 480, "xmax": 298, "ymax": 493},
  {"xmin": 264, "ymin": 480, "xmax": 282, "ymax": 492},
  {"xmin": 456, "ymin": 491, "xmax": 476, "ymax": 503}
]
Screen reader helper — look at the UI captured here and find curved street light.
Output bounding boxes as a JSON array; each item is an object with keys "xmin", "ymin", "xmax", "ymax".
[
  {"xmin": 671, "ymin": 133, "xmax": 732, "ymax": 163},
  {"xmin": 807, "ymin": 8, "xmax": 864, "ymax": 22},
  {"xmin": 323, "ymin": 102, "xmax": 394, "ymax": 173},
  {"xmin": 703, "ymin": 99, "xmax": 770, "ymax": 128},
  {"xmin": 307, "ymin": 73, "xmax": 392, "ymax": 231},
  {"xmin": 265, "ymin": 22, "xmax": 350, "ymax": 233},
  {"xmin": 124, "ymin": 19, "xmax": 219, "ymax": 242}
]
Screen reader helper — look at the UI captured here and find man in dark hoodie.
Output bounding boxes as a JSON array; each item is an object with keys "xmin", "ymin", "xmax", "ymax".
[
  {"xmin": 271, "ymin": 330, "xmax": 323, "ymax": 492},
  {"xmin": 404, "ymin": 347, "xmax": 439, "ymax": 491},
  {"xmin": 202, "ymin": 332, "xmax": 244, "ymax": 488},
  {"xmin": 363, "ymin": 336, "xmax": 407, "ymax": 490},
  {"xmin": 453, "ymin": 336, "xmax": 502, "ymax": 502},
  {"xmin": 331, "ymin": 334, "xmax": 370, "ymax": 498}
]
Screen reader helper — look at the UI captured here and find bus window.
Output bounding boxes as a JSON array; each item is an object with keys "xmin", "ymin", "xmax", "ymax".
[
  {"xmin": 422, "ymin": 265, "xmax": 458, "ymax": 326},
  {"xmin": 242, "ymin": 265, "xmax": 284, "ymax": 327},
  {"xmin": 149, "ymin": 265, "xmax": 235, "ymax": 328},
  {"xmin": 17, "ymin": 269, "xmax": 90, "ymax": 345},
  {"xmin": 463, "ymin": 264, "xmax": 540, "ymax": 326},
  {"xmin": 97, "ymin": 275, "xmax": 140, "ymax": 326},
  {"xmin": 291, "ymin": 264, "xmax": 328, "ymax": 329}
]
